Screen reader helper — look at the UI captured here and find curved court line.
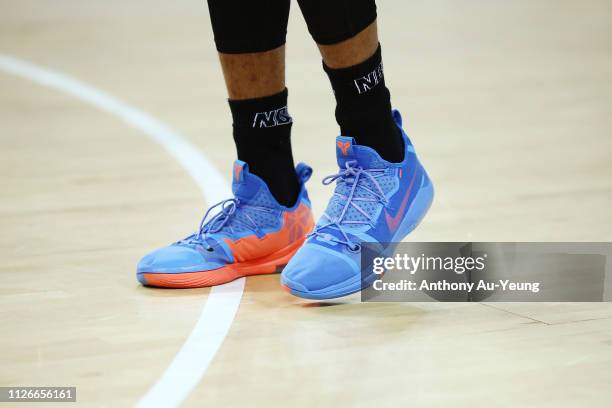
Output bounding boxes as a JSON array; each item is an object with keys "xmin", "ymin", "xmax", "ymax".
[{"xmin": 0, "ymin": 54, "xmax": 244, "ymax": 408}]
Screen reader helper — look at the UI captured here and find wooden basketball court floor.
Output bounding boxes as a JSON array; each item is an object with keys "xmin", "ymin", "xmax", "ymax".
[{"xmin": 1, "ymin": 1, "xmax": 612, "ymax": 407}]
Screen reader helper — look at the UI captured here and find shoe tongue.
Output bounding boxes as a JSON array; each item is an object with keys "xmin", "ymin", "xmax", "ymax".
[
  {"xmin": 231, "ymin": 160, "xmax": 265, "ymax": 201},
  {"xmin": 335, "ymin": 136, "xmax": 383, "ymax": 169}
]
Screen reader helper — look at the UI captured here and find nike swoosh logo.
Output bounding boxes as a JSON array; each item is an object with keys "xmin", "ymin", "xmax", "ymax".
[{"xmin": 385, "ymin": 168, "xmax": 417, "ymax": 233}]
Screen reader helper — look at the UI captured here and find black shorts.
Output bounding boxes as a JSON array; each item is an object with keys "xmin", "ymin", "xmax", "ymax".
[{"xmin": 207, "ymin": 0, "xmax": 377, "ymax": 53}]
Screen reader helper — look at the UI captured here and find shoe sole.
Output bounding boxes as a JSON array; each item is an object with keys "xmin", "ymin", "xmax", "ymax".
[
  {"xmin": 282, "ymin": 168, "xmax": 434, "ymax": 300},
  {"xmin": 139, "ymin": 237, "xmax": 306, "ymax": 288}
]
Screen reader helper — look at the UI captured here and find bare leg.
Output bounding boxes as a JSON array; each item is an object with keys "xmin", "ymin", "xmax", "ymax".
[
  {"xmin": 219, "ymin": 45, "xmax": 286, "ymax": 100},
  {"xmin": 317, "ymin": 21, "xmax": 378, "ymax": 69}
]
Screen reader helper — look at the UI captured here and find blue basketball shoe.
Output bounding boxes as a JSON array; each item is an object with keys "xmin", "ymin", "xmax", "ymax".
[
  {"xmin": 137, "ymin": 161, "xmax": 314, "ymax": 288},
  {"xmin": 281, "ymin": 110, "xmax": 434, "ymax": 299}
]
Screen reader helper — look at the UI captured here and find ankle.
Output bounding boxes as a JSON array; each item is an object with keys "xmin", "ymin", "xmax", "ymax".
[
  {"xmin": 229, "ymin": 89, "xmax": 300, "ymax": 206},
  {"xmin": 324, "ymin": 45, "xmax": 404, "ymax": 163}
]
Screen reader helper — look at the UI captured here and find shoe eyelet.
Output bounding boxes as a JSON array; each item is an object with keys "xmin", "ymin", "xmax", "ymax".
[{"xmin": 348, "ymin": 244, "xmax": 361, "ymax": 253}]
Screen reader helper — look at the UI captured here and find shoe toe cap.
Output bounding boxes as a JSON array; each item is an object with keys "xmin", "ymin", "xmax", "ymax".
[
  {"xmin": 137, "ymin": 245, "xmax": 222, "ymax": 275},
  {"xmin": 281, "ymin": 243, "xmax": 359, "ymax": 294}
]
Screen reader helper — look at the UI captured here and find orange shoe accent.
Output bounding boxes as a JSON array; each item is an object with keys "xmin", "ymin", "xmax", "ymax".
[
  {"xmin": 223, "ymin": 202, "xmax": 314, "ymax": 263},
  {"xmin": 337, "ymin": 141, "xmax": 351, "ymax": 156},
  {"xmin": 234, "ymin": 163, "xmax": 242, "ymax": 181},
  {"xmin": 141, "ymin": 203, "xmax": 314, "ymax": 288},
  {"xmin": 141, "ymin": 235, "xmax": 307, "ymax": 288}
]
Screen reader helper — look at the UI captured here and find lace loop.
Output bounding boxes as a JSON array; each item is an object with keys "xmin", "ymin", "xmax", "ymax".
[
  {"xmin": 181, "ymin": 197, "xmax": 273, "ymax": 250},
  {"xmin": 309, "ymin": 161, "xmax": 388, "ymax": 250}
]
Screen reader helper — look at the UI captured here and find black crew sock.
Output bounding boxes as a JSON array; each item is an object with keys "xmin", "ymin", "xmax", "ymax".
[
  {"xmin": 228, "ymin": 88, "xmax": 300, "ymax": 207},
  {"xmin": 323, "ymin": 44, "xmax": 404, "ymax": 163}
]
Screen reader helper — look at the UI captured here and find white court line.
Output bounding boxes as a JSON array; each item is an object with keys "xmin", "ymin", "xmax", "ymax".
[{"xmin": 0, "ymin": 54, "xmax": 245, "ymax": 408}]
